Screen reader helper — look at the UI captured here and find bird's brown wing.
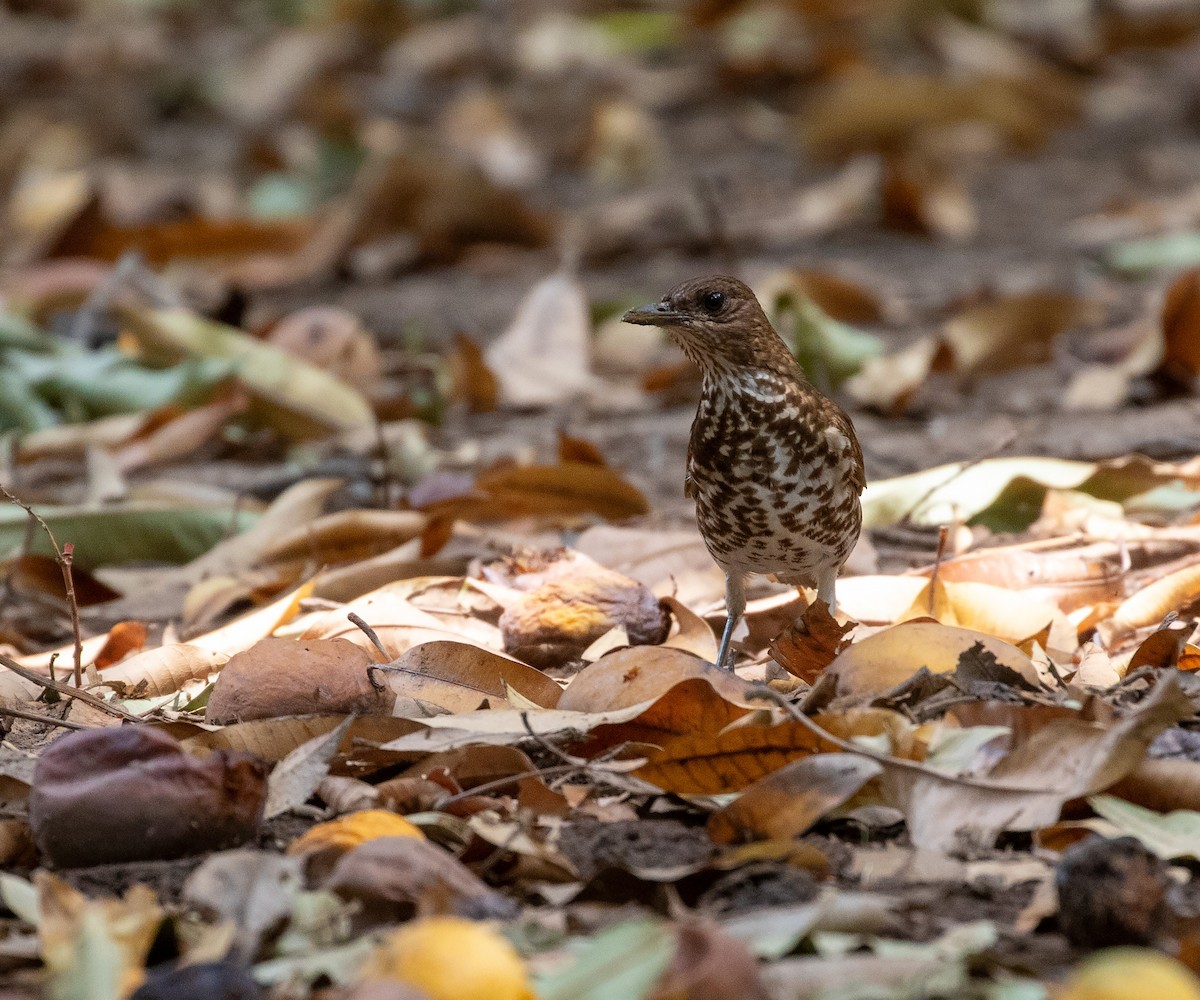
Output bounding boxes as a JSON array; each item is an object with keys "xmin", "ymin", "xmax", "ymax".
[{"xmin": 684, "ymin": 434, "xmax": 696, "ymax": 499}]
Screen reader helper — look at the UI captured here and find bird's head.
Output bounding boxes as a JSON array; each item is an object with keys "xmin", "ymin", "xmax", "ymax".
[{"xmin": 622, "ymin": 275, "xmax": 795, "ymax": 377}]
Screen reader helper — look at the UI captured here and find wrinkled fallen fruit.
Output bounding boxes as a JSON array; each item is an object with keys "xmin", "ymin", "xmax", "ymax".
[
  {"xmin": 29, "ymin": 727, "xmax": 266, "ymax": 867},
  {"xmin": 359, "ymin": 916, "xmax": 534, "ymax": 1000},
  {"xmin": 1059, "ymin": 948, "xmax": 1200, "ymax": 1000},
  {"xmin": 206, "ymin": 637, "xmax": 392, "ymax": 724},
  {"xmin": 500, "ymin": 565, "xmax": 668, "ymax": 666}
]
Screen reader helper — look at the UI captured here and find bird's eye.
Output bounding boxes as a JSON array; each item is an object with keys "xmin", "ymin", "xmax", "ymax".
[{"xmin": 701, "ymin": 290, "xmax": 725, "ymax": 313}]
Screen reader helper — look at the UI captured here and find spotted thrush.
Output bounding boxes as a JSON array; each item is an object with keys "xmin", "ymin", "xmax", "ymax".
[{"xmin": 624, "ymin": 276, "xmax": 865, "ymax": 670}]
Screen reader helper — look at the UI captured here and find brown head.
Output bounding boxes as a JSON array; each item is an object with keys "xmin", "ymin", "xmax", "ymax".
[{"xmin": 623, "ymin": 276, "xmax": 799, "ymax": 379}]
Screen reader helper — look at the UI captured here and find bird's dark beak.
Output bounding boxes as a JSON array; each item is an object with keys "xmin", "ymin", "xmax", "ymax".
[{"xmin": 623, "ymin": 301, "xmax": 682, "ymax": 327}]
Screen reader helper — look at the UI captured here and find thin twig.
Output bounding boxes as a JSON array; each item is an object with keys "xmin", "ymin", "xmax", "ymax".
[
  {"xmin": 0, "ymin": 486, "xmax": 84, "ymax": 685},
  {"xmin": 433, "ymin": 762, "xmax": 581, "ymax": 809},
  {"xmin": 520, "ymin": 711, "xmax": 587, "ymax": 767},
  {"xmin": 0, "ymin": 653, "xmax": 141, "ymax": 722},
  {"xmin": 928, "ymin": 524, "xmax": 950, "ymax": 617},
  {"xmin": 348, "ymin": 612, "xmax": 390, "ymax": 660},
  {"xmin": 0, "ymin": 705, "xmax": 94, "ymax": 731}
]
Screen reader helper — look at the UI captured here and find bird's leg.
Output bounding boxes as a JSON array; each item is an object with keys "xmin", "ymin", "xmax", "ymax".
[
  {"xmin": 715, "ymin": 571, "xmax": 747, "ymax": 670},
  {"xmin": 815, "ymin": 566, "xmax": 838, "ymax": 616}
]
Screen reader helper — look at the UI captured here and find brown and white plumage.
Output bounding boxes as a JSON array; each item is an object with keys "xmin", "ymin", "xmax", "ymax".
[{"xmin": 625, "ymin": 276, "xmax": 865, "ymax": 669}]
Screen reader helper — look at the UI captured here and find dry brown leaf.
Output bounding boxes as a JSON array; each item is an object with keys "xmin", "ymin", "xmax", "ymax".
[
  {"xmin": 113, "ymin": 393, "xmax": 252, "ymax": 474},
  {"xmin": 557, "ymin": 431, "xmax": 608, "ymax": 467},
  {"xmin": 786, "ymin": 269, "xmax": 885, "ymax": 324},
  {"xmin": 559, "ymin": 646, "xmax": 753, "ymax": 713},
  {"xmin": 882, "ymin": 153, "xmax": 976, "ymax": 241},
  {"xmin": 420, "ymin": 462, "xmax": 649, "ymax": 522},
  {"xmin": 649, "ymin": 921, "xmax": 769, "ymax": 1000},
  {"xmin": 1106, "ymin": 758, "xmax": 1200, "ymax": 815},
  {"xmin": 874, "ymin": 673, "xmax": 1192, "ymax": 851},
  {"xmin": 447, "ymin": 332, "xmax": 499, "ymax": 413},
  {"xmin": 323, "ymin": 835, "xmax": 519, "ymax": 922},
  {"xmin": 259, "ymin": 509, "xmax": 428, "ymax": 567},
  {"xmin": 100, "ymin": 644, "xmax": 228, "ymax": 698},
  {"xmin": 769, "ymin": 601, "xmax": 855, "ymax": 683},
  {"xmin": 708, "ymin": 753, "xmax": 883, "ymax": 844},
  {"xmin": 800, "ymin": 71, "xmax": 1051, "ymax": 159},
  {"xmin": 939, "ymin": 292, "xmax": 1092, "ymax": 376},
  {"xmin": 843, "ymin": 336, "xmax": 939, "ymax": 415},
  {"xmin": 1103, "ymin": 564, "xmax": 1200, "ymax": 644},
  {"xmin": 660, "ymin": 595, "xmax": 719, "ymax": 662},
  {"xmin": 1162, "ymin": 268, "xmax": 1200, "ymax": 384},
  {"xmin": 580, "ymin": 677, "xmax": 752, "ymax": 755},
  {"xmin": 382, "ymin": 640, "xmax": 563, "ymax": 711},
  {"xmin": 826, "ymin": 620, "xmax": 1038, "ymax": 699},
  {"xmin": 636, "ymin": 719, "xmax": 837, "ymax": 794},
  {"xmin": 180, "ymin": 715, "xmax": 422, "ymax": 774},
  {"xmin": 484, "ymin": 269, "xmax": 592, "ymax": 408}
]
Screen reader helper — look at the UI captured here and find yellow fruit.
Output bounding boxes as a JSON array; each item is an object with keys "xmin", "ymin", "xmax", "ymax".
[
  {"xmin": 361, "ymin": 916, "xmax": 533, "ymax": 1000},
  {"xmin": 1060, "ymin": 948, "xmax": 1200, "ymax": 1000},
  {"xmin": 286, "ymin": 809, "xmax": 424, "ymax": 856}
]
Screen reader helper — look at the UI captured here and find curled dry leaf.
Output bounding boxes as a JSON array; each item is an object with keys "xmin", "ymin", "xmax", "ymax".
[
  {"xmin": 447, "ymin": 332, "xmax": 499, "ymax": 413},
  {"xmin": 113, "ymin": 392, "xmax": 252, "ymax": 475},
  {"xmin": 92, "ymin": 620, "xmax": 148, "ymax": 668},
  {"xmin": 1161, "ymin": 268, "xmax": 1200, "ymax": 386},
  {"xmin": 29, "ymin": 727, "xmax": 267, "ymax": 866},
  {"xmin": 322, "ymin": 835, "xmax": 519, "ymax": 922},
  {"xmin": 660, "ymin": 595, "xmax": 719, "ymax": 662},
  {"xmin": 1102, "ymin": 564, "xmax": 1200, "ymax": 645},
  {"xmin": 383, "ymin": 640, "xmax": 563, "ymax": 712},
  {"xmin": 708, "ymin": 754, "xmax": 883, "ymax": 845},
  {"xmin": 769, "ymin": 600, "xmax": 855, "ymax": 683},
  {"xmin": 206, "ymin": 637, "xmax": 392, "ymax": 724},
  {"xmin": 843, "ymin": 336, "xmax": 939, "ymax": 415},
  {"xmin": 99, "ymin": 644, "xmax": 229, "ymax": 698},
  {"xmin": 882, "ymin": 152, "xmax": 976, "ymax": 241},
  {"xmin": 499, "ymin": 565, "xmax": 668, "ymax": 665}
]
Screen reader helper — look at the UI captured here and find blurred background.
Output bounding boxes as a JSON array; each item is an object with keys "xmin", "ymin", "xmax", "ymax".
[{"xmin": 6, "ymin": 0, "xmax": 1200, "ymax": 498}]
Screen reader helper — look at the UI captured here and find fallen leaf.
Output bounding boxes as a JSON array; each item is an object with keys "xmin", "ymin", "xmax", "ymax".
[
  {"xmin": 708, "ymin": 754, "xmax": 883, "ymax": 844},
  {"xmin": 485, "ymin": 270, "xmax": 593, "ymax": 408}
]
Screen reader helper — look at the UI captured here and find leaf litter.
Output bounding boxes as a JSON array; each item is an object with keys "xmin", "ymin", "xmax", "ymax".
[{"xmin": 7, "ymin": 2, "xmax": 1200, "ymax": 1000}]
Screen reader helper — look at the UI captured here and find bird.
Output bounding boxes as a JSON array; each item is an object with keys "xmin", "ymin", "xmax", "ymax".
[{"xmin": 623, "ymin": 276, "xmax": 865, "ymax": 670}]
